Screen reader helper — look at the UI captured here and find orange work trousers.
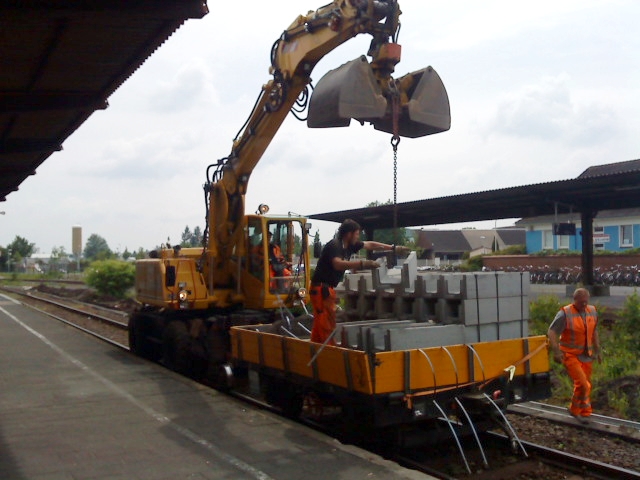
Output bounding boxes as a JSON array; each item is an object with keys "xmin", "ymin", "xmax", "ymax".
[
  {"xmin": 563, "ymin": 354, "xmax": 593, "ymax": 417},
  {"xmin": 310, "ymin": 285, "xmax": 337, "ymax": 345}
]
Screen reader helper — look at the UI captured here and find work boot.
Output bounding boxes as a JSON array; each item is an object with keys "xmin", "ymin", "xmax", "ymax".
[{"xmin": 568, "ymin": 408, "xmax": 590, "ymax": 425}]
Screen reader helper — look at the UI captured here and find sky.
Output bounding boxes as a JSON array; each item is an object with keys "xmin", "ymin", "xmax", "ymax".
[{"xmin": 2, "ymin": 0, "xmax": 639, "ymax": 255}]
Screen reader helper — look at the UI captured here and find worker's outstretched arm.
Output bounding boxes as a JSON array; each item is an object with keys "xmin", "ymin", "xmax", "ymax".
[
  {"xmin": 363, "ymin": 241, "xmax": 411, "ymax": 255},
  {"xmin": 331, "ymin": 257, "xmax": 379, "ymax": 271}
]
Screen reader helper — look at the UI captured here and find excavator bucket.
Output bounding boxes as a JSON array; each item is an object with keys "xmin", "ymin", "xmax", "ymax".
[
  {"xmin": 307, "ymin": 56, "xmax": 387, "ymax": 128},
  {"xmin": 308, "ymin": 56, "xmax": 451, "ymax": 138},
  {"xmin": 373, "ymin": 66, "xmax": 451, "ymax": 138}
]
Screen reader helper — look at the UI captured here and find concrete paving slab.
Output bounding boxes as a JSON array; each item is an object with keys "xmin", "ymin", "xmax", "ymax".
[{"xmin": 0, "ymin": 295, "xmax": 433, "ymax": 480}]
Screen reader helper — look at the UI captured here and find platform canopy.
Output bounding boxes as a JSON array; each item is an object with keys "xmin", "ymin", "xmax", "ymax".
[
  {"xmin": 310, "ymin": 159, "xmax": 640, "ymax": 229},
  {"xmin": 0, "ymin": 0, "xmax": 208, "ymax": 202}
]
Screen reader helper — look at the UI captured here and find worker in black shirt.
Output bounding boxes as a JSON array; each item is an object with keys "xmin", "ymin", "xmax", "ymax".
[{"xmin": 310, "ymin": 219, "xmax": 410, "ymax": 344}]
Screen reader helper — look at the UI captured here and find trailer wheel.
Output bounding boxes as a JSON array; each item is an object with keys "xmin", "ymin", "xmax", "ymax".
[{"xmin": 263, "ymin": 376, "xmax": 303, "ymax": 418}]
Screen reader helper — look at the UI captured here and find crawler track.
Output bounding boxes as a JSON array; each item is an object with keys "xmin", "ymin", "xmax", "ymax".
[{"xmin": 2, "ymin": 287, "xmax": 639, "ymax": 479}]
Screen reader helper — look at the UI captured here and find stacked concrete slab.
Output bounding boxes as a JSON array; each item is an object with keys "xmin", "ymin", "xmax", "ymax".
[{"xmin": 335, "ymin": 256, "xmax": 530, "ymax": 352}]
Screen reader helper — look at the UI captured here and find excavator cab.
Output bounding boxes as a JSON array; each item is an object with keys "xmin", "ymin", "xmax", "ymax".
[{"xmin": 243, "ymin": 213, "xmax": 311, "ymax": 310}]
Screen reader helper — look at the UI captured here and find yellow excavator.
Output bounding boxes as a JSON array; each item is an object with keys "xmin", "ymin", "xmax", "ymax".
[{"xmin": 128, "ymin": 0, "xmax": 451, "ymax": 383}]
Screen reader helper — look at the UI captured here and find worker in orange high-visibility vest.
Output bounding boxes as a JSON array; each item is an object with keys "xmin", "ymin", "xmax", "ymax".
[{"xmin": 547, "ymin": 288, "xmax": 602, "ymax": 424}]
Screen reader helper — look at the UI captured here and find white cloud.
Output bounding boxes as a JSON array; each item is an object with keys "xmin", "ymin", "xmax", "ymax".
[
  {"xmin": 482, "ymin": 74, "xmax": 619, "ymax": 145},
  {"xmin": 148, "ymin": 60, "xmax": 219, "ymax": 113}
]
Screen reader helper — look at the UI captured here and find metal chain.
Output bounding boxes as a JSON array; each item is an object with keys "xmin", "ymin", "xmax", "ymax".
[
  {"xmin": 391, "ymin": 136, "xmax": 400, "ymax": 245},
  {"xmin": 390, "ymin": 82, "xmax": 401, "ymax": 248}
]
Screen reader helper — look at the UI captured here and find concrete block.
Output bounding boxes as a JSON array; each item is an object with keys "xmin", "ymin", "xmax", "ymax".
[
  {"xmin": 408, "ymin": 298, "xmax": 438, "ymax": 323},
  {"xmin": 462, "ymin": 273, "xmax": 498, "ymax": 299},
  {"xmin": 374, "ymin": 290, "xmax": 398, "ymax": 318},
  {"xmin": 459, "ymin": 297, "xmax": 529, "ymax": 325},
  {"xmin": 496, "ymin": 272, "xmax": 530, "ymax": 297},
  {"xmin": 396, "ymin": 295, "xmax": 417, "ymax": 320},
  {"xmin": 416, "ymin": 273, "xmax": 440, "ymax": 298},
  {"xmin": 401, "ymin": 252, "xmax": 418, "ymax": 291},
  {"xmin": 456, "ymin": 272, "xmax": 530, "ymax": 299},
  {"xmin": 385, "ymin": 325, "xmax": 466, "ymax": 350},
  {"xmin": 372, "ymin": 258, "xmax": 402, "ymax": 290},
  {"xmin": 437, "ymin": 298, "xmax": 463, "ymax": 324},
  {"xmin": 343, "ymin": 273, "xmax": 362, "ymax": 292},
  {"xmin": 338, "ymin": 319, "xmax": 399, "ymax": 348},
  {"xmin": 354, "ymin": 273, "xmax": 373, "ymax": 292},
  {"xmin": 464, "ymin": 319, "xmax": 528, "ymax": 343},
  {"xmin": 438, "ymin": 273, "xmax": 465, "ymax": 298},
  {"xmin": 359, "ymin": 320, "xmax": 416, "ymax": 352},
  {"xmin": 434, "ymin": 272, "xmax": 531, "ymax": 300},
  {"xmin": 356, "ymin": 292, "xmax": 376, "ymax": 320},
  {"xmin": 342, "ymin": 292, "xmax": 359, "ymax": 315}
]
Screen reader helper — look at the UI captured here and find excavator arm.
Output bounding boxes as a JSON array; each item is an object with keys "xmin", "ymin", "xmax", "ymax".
[{"xmin": 204, "ymin": 0, "xmax": 450, "ymax": 300}]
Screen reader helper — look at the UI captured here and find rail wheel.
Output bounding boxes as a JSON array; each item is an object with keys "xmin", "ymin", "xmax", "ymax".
[
  {"xmin": 162, "ymin": 320, "xmax": 191, "ymax": 375},
  {"xmin": 129, "ymin": 312, "xmax": 159, "ymax": 361}
]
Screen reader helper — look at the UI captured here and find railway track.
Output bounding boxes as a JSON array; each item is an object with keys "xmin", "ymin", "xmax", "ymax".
[
  {"xmin": 397, "ymin": 430, "xmax": 640, "ymax": 480},
  {"xmin": 509, "ymin": 400, "xmax": 640, "ymax": 442},
  {"xmin": 2, "ymin": 287, "xmax": 639, "ymax": 479},
  {"xmin": 0, "ymin": 286, "xmax": 129, "ymax": 349}
]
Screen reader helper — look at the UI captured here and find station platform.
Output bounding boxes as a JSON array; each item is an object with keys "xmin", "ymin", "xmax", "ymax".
[{"xmin": 0, "ymin": 294, "xmax": 431, "ymax": 480}]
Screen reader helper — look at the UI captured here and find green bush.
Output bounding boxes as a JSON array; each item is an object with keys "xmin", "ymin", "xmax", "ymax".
[
  {"xmin": 618, "ymin": 290, "xmax": 640, "ymax": 350},
  {"xmin": 460, "ymin": 256, "xmax": 483, "ymax": 272},
  {"xmin": 85, "ymin": 260, "xmax": 135, "ymax": 298},
  {"xmin": 491, "ymin": 244, "xmax": 527, "ymax": 255},
  {"xmin": 529, "ymin": 295, "xmax": 562, "ymax": 336}
]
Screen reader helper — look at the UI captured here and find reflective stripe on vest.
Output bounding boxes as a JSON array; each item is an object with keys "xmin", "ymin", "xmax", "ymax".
[{"xmin": 559, "ymin": 304, "xmax": 597, "ymax": 356}]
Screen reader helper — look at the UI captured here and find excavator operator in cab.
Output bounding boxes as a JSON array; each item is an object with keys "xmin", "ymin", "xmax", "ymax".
[
  {"xmin": 310, "ymin": 219, "xmax": 411, "ymax": 344},
  {"xmin": 268, "ymin": 231, "xmax": 291, "ymax": 291}
]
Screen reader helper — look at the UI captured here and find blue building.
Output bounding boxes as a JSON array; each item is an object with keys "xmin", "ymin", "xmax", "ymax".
[{"xmin": 516, "ymin": 208, "xmax": 640, "ymax": 253}]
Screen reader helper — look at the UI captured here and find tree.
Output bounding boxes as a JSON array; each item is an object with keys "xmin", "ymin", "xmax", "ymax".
[
  {"xmin": 192, "ymin": 226, "xmax": 203, "ymax": 247},
  {"xmin": 135, "ymin": 247, "xmax": 147, "ymax": 260},
  {"xmin": 0, "ymin": 246, "xmax": 8, "ymax": 271},
  {"xmin": 180, "ymin": 226, "xmax": 192, "ymax": 247},
  {"xmin": 84, "ymin": 234, "xmax": 112, "ymax": 261},
  {"xmin": 180, "ymin": 225, "xmax": 203, "ymax": 247},
  {"xmin": 122, "ymin": 247, "xmax": 132, "ymax": 260},
  {"xmin": 50, "ymin": 246, "xmax": 67, "ymax": 273},
  {"xmin": 85, "ymin": 260, "xmax": 135, "ymax": 298},
  {"xmin": 313, "ymin": 231, "xmax": 322, "ymax": 258},
  {"xmin": 8, "ymin": 235, "xmax": 36, "ymax": 261},
  {"xmin": 364, "ymin": 200, "xmax": 407, "ymax": 245}
]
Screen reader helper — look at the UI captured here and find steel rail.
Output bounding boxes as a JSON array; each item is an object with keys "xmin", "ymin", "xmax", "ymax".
[
  {"xmin": 488, "ymin": 431, "xmax": 640, "ymax": 480},
  {"xmin": 509, "ymin": 400, "xmax": 640, "ymax": 443},
  {"xmin": 517, "ymin": 400, "xmax": 640, "ymax": 431},
  {"xmin": 1, "ymin": 287, "xmax": 128, "ymax": 329},
  {"xmin": 19, "ymin": 300, "xmax": 129, "ymax": 351}
]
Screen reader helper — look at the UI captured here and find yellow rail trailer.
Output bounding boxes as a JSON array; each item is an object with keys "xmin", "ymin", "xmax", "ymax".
[{"xmin": 231, "ymin": 324, "xmax": 550, "ymax": 426}]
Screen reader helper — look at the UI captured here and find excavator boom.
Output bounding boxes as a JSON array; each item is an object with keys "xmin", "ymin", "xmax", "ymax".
[{"xmin": 203, "ymin": 0, "xmax": 451, "ymax": 302}]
